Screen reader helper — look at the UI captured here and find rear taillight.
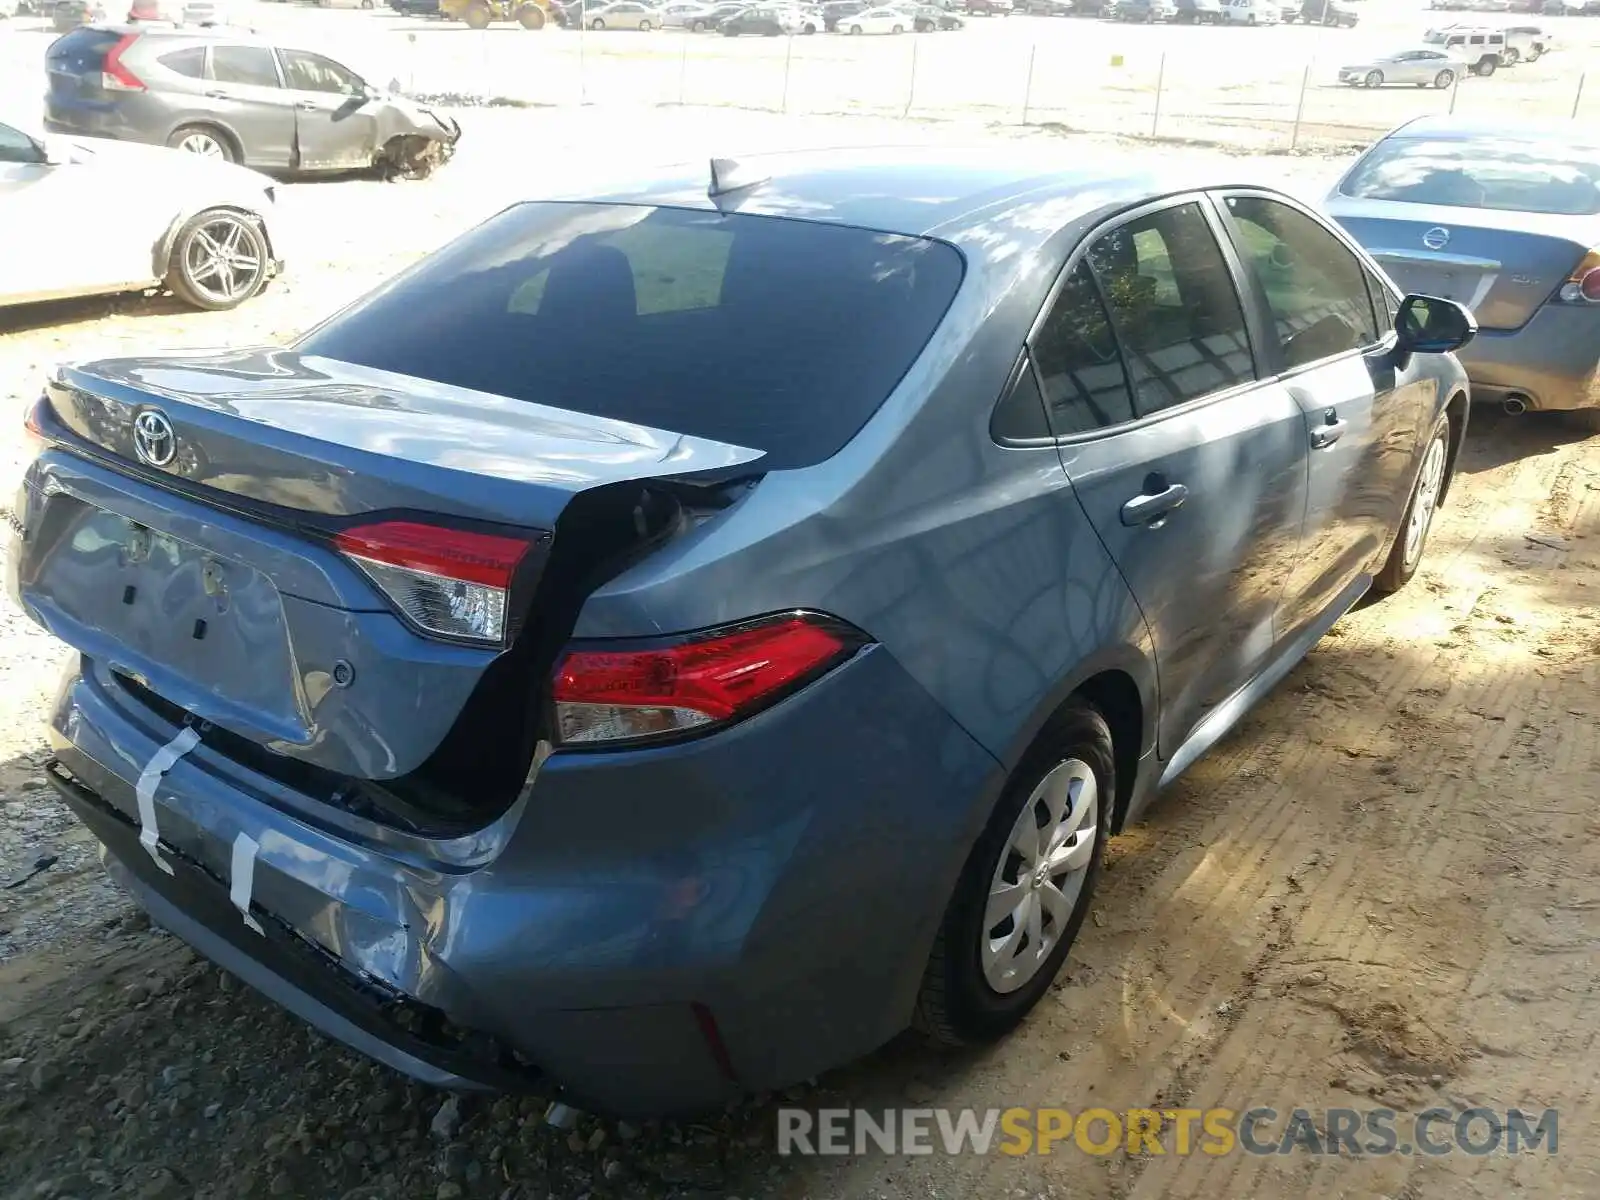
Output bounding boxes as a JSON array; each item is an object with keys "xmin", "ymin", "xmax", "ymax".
[
  {"xmin": 22, "ymin": 400, "xmax": 47, "ymax": 456},
  {"xmin": 551, "ymin": 612, "xmax": 866, "ymax": 746},
  {"xmin": 101, "ymin": 35, "xmax": 146, "ymax": 91},
  {"xmin": 334, "ymin": 521, "xmax": 532, "ymax": 645},
  {"xmin": 1558, "ymin": 249, "xmax": 1600, "ymax": 304}
]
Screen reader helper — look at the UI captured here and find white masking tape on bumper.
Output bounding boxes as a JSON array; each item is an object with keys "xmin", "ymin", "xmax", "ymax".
[
  {"xmin": 134, "ymin": 725, "xmax": 201, "ymax": 875},
  {"xmin": 229, "ymin": 832, "xmax": 265, "ymax": 936}
]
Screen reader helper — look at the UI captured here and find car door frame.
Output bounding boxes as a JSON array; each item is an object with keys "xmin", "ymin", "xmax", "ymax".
[
  {"xmin": 199, "ymin": 41, "xmax": 297, "ymax": 172},
  {"xmin": 1207, "ymin": 185, "xmax": 1431, "ymax": 640},
  {"xmin": 1014, "ymin": 189, "xmax": 1316, "ymax": 760},
  {"xmin": 275, "ymin": 47, "xmax": 380, "ymax": 173}
]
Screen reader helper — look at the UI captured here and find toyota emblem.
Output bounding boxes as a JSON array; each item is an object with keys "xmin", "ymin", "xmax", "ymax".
[
  {"xmin": 1422, "ymin": 226, "xmax": 1451, "ymax": 251},
  {"xmin": 132, "ymin": 409, "xmax": 177, "ymax": 468}
]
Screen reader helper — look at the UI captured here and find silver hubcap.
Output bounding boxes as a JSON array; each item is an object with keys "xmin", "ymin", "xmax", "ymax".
[
  {"xmin": 981, "ymin": 759, "xmax": 1099, "ymax": 995},
  {"xmin": 1404, "ymin": 434, "xmax": 1447, "ymax": 569},
  {"xmin": 178, "ymin": 132, "xmax": 225, "ymax": 158},
  {"xmin": 184, "ymin": 217, "xmax": 263, "ymax": 305}
]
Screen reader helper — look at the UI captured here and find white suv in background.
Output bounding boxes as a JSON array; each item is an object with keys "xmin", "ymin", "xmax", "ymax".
[
  {"xmin": 1421, "ymin": 25, "xmax": 1507, "ymax": 75},
  {"xmin": 1221, "ymin": 0, "xmax": 1280, "ymax": 21}
]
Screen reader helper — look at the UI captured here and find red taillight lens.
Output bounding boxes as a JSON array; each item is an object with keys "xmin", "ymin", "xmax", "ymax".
[
  {"xmin": 334, "ymin": 521, "xmax": 532, "ymax": 645},
  {"xmin": 23, "ymin": 400, "xmax": 48, "ymax": 456},
  {"xmin": 552, "ymin": 613, "xmax": 863, "ymax": 746},
  {"xmin": 101, "ymin": 35, "xmax": 146, "ymax": 92},
  {"xmin": 1560, "ymin": 249, "xmax": 1600, "ymax": 304},
  {"xmin": 1581, "ymin": 266, "xmax": 1600, "ymax": 303}
]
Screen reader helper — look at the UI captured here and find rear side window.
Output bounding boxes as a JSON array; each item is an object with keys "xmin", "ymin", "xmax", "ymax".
[
  {"xmin": 211, "ymin": 45, "xmax": 280, "ymax": 87},
  {"xmin": 158, "ymin": 47, "xmax": 206, "ymax": 78},
  {"xmin": 1339, "ymin": 136, "xmax": 1600, "ymax": 216},
  {"xmin": 1031, "ymin": 260, "xmax": 1135, "ymax": 434},
  {"xmin": 1085, "ymin": 201, "xmax": 1254, "ymax": 417},
  {"xmin": 297, "ymin": 204, "xmax": 965, "ymax": 470}
]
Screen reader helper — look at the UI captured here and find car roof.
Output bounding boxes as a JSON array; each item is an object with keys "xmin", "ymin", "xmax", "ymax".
[
  {"xmin": 539, "ymin": 145, "xmax": 1279, "ymax": 265},
  {"xmin": 1385, "ymin": 115, "xmax": 1600, "ymax": 146}
]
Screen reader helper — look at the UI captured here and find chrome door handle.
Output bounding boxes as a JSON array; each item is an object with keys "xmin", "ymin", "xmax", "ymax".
[
  {"xmin": 1311, "ymin": 418, "xmax": 1349, "ymax": 449},
  {"xmin": 1120, "ymin": 482, "xmax": 1189, "ymax": 527}
]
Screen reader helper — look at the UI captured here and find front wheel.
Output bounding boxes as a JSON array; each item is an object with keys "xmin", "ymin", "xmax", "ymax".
[
  {"xmin": 690, "ymin": 17, "xmax": 704, "ymax": 26},
  {"xmin": 637, "ymin": 16, "xmax": 650, "ymax": 26},
  {"xmin": 1364, "ymin": 69, "xmax": 1383, "ymax": 86},
  {"xmin": 848, "ymin": 21, "xmax": 861, "ymax": 30},
  {"xmin": 462, "ymin": 0, "xmax": 491, "ymax": 25},
  {"xmin": 1374, "ymin": 413, "xmax": 1450, "ymax": 594},
  {"xmin": 1502, "ymin": 46, "xmax": 1519, "ymax": 64},
  {"xmin": 166, "ymin": 208, "xmax": 271, "ymax": 312},
  {"xmin": 914, "ymin": 703, "xmax": 1114, "ymax": 1046},
  {"xmin": 1434, "ymin": 68, "xmax": 1455, "ymax": 87},
  {"xmin": 589, "ymin": 15, "xmax": 603, "ymax": 25},
  {"xmin": 1475, "ymin": 56, "xmax": 1496, "ymax": 75},
  {"xmin": 516, "ymin": 2, "xmax": 546, "ymax": 24},
  {"xmin": 891, "ymin": 20, "xmax": 902, "ymax": 29}
]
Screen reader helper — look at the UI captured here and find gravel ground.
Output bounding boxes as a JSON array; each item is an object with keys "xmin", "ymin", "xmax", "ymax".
[{"xmin": 6, "ymin": 105, "xmax": 1600, "ymax": 1200}]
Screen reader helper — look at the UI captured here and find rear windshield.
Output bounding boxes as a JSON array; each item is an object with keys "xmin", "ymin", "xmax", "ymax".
[
  {"xmin": 1339, "ymin": 136, "xmax": 1600, "ymax": 216},
  {"xmin": 297, "ymin": 203, "xmax": 965, "ymax": 471},
  {"xmin": 45, "ymin": 27, "xmax": 122, "ymax": 67}
]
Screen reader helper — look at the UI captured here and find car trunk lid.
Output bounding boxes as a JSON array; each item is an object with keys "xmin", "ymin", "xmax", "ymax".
[{"xmin": 1333, "ymin": 201, "xmax": 1600, "ymax": 331}]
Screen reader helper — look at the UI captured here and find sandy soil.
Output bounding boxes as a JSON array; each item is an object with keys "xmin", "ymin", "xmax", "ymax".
[{"xmin": 2, "ymin": 108, "xmax": 1599, "ymax": 1200}]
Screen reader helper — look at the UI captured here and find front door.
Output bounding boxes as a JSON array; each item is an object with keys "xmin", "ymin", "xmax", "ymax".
[
  {"xmin": 1214, "ymin": 191, "xmax": 1426, "ymax": 640},
  {"xmin": 278, "ymin": 49, "xmax": 378, "ymax": 172},
  {"xmin": 1035, "ymin": 198, "xmax": 1310, "ymax": 757}
]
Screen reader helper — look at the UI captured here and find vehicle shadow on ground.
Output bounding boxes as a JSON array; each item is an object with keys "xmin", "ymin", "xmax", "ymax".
[
  {"xmin": 1456, "ymin": 405, "xmax": 1595, "ymax": 476},
  {"xmin": 0, "ymin": 293, "xmax": 197, "ymax": 337}
]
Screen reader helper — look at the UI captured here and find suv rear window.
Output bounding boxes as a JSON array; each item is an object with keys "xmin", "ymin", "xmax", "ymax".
[
  {"xmin": 1340, "ymin": 136, "xmax": 1600, "ymax": 216},
  {"xmin": 297, "ymin": 203, "xmax": 965, "ymax": 470},
  {"xmin": 44, "ymin": 27, "xmax": 123, "ymax": 71}
]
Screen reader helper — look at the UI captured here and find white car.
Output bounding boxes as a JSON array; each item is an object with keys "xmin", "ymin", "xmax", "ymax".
[
  {"xmin": 0, "ymin": 114, "xmax": 284, "ymax": 312},
  {"xmin": 1220, "ymin": 0, "xmax": 1278, "ymax": 22},
  {"xmin": 837, "ymin": 4, "xmax": 907, "ymax": 29},
  {"xmin": 659, "ymin": 0, "xmax": 716, "ymax": 24}
]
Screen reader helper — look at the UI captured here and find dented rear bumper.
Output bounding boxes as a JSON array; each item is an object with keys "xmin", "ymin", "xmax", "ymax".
[{"xmin": 43, "ymin": 646, "xmax": 1000, "ymax": 1116}]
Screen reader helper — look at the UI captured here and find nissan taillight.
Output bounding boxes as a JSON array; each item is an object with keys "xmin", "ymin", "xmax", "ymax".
[
  {"xmin": 551, "ymin": 612, "xmax": 868, "ymax": 746},
  {"xmin": 334, "ymin": 521, "xmax": 534, "ymax": 645},
  {"xmin": 1558, "ymin": 248, "xmax": 1600, "ymax": 304}
]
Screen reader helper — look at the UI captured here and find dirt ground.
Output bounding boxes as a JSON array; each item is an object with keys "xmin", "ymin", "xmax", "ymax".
[{"xmin": 3, "ymin": 109, "xmax": 1600, "ymax": 1200}]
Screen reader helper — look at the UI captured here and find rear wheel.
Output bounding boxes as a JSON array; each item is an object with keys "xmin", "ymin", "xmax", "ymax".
[
  {"xmin": 1475, "ymin": 55, "xmax": 1496, "ymax": 75},
  {"xmin": 1502, "ymin": 46, "xmax": 1519, "ymax": 64},
  {"xmin": 166, "ymin": 123, "xmax": 237, "ymax": 162},
  {"xmin": 1364, "ymin": 69, "xmax": 1383, "ymax": 86},
  {"xmin": 914, "ymin": 702, "xmax": 1114, "ymax": 1046},
  {"xmin": 1434, "ymin": 68, "xmax": 1455, "ymax": 87},
  {"xmin": 166, "ymin": 208, "xmax": 270, "ymax": 312},
  {"xmin": 589, "ymin": 14, "xmax": 603, "ymax": 24},
  {"xmin": 1374, "ymin": 413, "xmax": 1450, "ymax": 595},
  {"xmin": 462, "ymin": 0, "xmax": 491, "ymax": 25},
  {"xmin": 516, "ymin": 2, "xmax": 545, "ymax": 24}
]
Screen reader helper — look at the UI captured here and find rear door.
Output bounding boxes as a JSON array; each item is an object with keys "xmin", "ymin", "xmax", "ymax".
[
  {"xmin": 1040, "ymin": 197, "xmax": 1310, "ymax": 757},
  {"xmin": 203, "ymin": 43, "xmax": 295, "ymax": 170},
  {"xmin": 1216, "ymin": 191, "xmax": 1422, "ymax": 639},
  {"xmin": 278, "ymin": 49, "xmax": 379, "ymax": 172}
]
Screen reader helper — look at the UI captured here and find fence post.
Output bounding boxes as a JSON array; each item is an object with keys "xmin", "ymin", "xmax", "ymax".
[
  {"xmin": 1575, "ymin": 72, "xmax": 1587, "ymax": 120},
  {"xmin": 678, "ymin": 33, "xmax": 688, "ymax": 105},
  {"xmin": 1150, "ymin": 52, "xmax": 1165, "ymax": 138},
  {"xmin": 1448, "ymin": 67, "xmax": 1459, "ymax": 114},
  {"xmin": 1289, "ymin": 62, "xmax": 1310, "ymax": 150},
  {"xmin": 904, "ymin": 33, "xmax": 919, "ymax": 118},
  {"xmin": 579, "ymin": 23, "xmax": 587, "ymax": 105},
  {"xmin": 1021, "ymin": 43, "xmax": 1036, "ymax": 125},
  {"xmin": 781, "ymin": 35, "xmax": 794, "ymax": 112}
]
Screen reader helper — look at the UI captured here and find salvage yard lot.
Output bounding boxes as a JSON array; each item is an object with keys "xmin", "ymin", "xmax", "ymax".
[{"xmin": 2, "ymin": 83, "xmax": 1600, "ymax": 1200}]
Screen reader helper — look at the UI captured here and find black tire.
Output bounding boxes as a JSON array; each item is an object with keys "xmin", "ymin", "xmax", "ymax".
[
  {"xmin": 462, "ymin": 0, "xmax": 491, "ymax": 25},
  {"xmin": 891, "ymin": 20, "xmax": 902, "ymax": 29},
  {"xmin": 690, "ymin": 17, "xmax": 704, "ymax": 26},
  {"xmin": 589, "ymin": 14, "xmax": 603, "ymax": 25},
  {"xmin": 1475, "ymin": 55, "xmax": 1495, "ymax": 75},
  {"xmin": 1364, "ymin": 69, "xmax": 1382, "ymax": 87},
  {"xmin": 638, "ymin": 16, "xmax": 650, "ymax": 26},
  {"xmin": 1502, "ymin": 46, "xmax": 1519, "ymax": 64},
  {"xmin": 848, "ymin": 21, "xmax": 861, "ymax": 29},
  {"xmin": 913, "ymin": 702, "xmax": 1115, "ymax": 1046},
  {"xmin": 1434, "ymin": 68, "xmax": 1454, "ymax": 87},
  {"xmin": 165, "ymin": 208, "xmax": 271, "ymax": 312},
  {"xmin": 165, "ymin": 123, "xmax": 239, "ymax": 163},
  {"xmin": 1374, "ymin": 412, "xmax": 1451, "ymax": 595},
  {"xmin": 516, "ymin": 2, "xmax": 545, "ymax": 24}
]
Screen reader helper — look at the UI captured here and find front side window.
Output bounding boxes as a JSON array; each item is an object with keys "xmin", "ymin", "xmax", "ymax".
[
  {"xmin": 210, "ymin": 45, "xmax": 280, "ymax": 87},
  {"xmin": 1224, "ymin": 194, "xmax": 1379, "ymax": 370},
  {"xmin": 297, "ymin": 203, "xmax": 964, "ymax": 471},
  {"xmin": 0, "ymin": 122, "xmax": 43, "ymax": 165},
  {"xmin": 1085, "ymin": 201, "xmax": 1255, "ymax": 417},
  {"xmin": 1031, "ymin": 260, "xmax": 1136, "ymax": 434},
  {"xmin": 281, "ymin": 50, "xmax": 364, "ymax": 95}
]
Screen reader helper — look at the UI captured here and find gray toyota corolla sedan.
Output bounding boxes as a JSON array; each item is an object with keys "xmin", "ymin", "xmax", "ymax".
[
  {"xmin": 1328, "ymin": 117, "xmax": 1600, "ymax": 415},
  {"xmin": 6, "ymin": 148, "xmax": 1475, "ymax": 1116}
]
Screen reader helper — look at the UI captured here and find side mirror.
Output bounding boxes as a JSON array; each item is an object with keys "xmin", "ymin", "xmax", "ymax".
[{"xmin": 1395, "ymin": 294, "xmax": 1476, "ymax": 355}]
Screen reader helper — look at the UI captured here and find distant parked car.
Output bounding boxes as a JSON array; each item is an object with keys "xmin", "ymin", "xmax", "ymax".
[
  {"xmin": 964, "ymin": 0, "xmax": 1009, "ymax": 14},
  {"xmin": 1301, "ymin": 0, "xmax": 1356, "ymax": 22},
  {"xmin": 1338, "ymin": 47, "xmax": 1468, "ymax": 87},
  {"xmin": 1220, "ymin": 0, "xmax": 1278, "ymax": 21},
  {"xmin": 1501, "ymin": 24, "xmax": 1553, "ymax": 62},
  {"xmin": 820, "ymin": 0, "xmax": 863, "ymax": 23},
  {"xmin": 658, "ymin": 0, "xmax": 714, "ymax": 23},
  {"xmin": 52, "ymin": 0, "xmax": 108, "ymax": 30},
  {"xmin": 0, "ymin": 109, "xmax": 282, "ymax": 311},
  {"xmin": 388, "ymin": 0, "xmax": 442, "ymax": 12},
  {"xmin": 1329, "ymin": 117, "xmax": 1600, "ymax": 417},
  {"xmin": 586, "ymin": 0, "xmax": 657, "ymax": 24},
  {"xmin": 1421, "ymin": 25, "xmax": 1506, "ymax": 74},
  {"xmin": 837, "ymin": 2, "xmax": 906, "ymax": 26},
  {"xmin": 1025, "ymin": 0, "xmax": 1072, "ymax": 12},
  {"xmin": 912, "ymin": 2, "xmax": 963, "ymax": 22},
  {"xmin": 1116, "ymin": 0, "xmax": 1175, "ymax": 19},
  {"xmin": 718, "ymin": 3, "xmax": 795, "ymax": 29},
  {"xmin": 43, "ymin": 27, "xmax": 461, "ymax": 177},
  {"xmin": 1173, "ymin": 0, "xmax": 1220, "ymax": 20}
]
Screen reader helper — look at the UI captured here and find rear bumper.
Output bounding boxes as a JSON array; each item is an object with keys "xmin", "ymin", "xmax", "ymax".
[
  {"xmin": 42, "ymin": 645, "xmax": 999, "ymax": 1116},
  {"xmin": 42, "ymin": 94, "xmax": 165, "ymax": 146},
  {"xmin": 1459, "ymin": 304, "xmax": 1600, "ymax": 411}
]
